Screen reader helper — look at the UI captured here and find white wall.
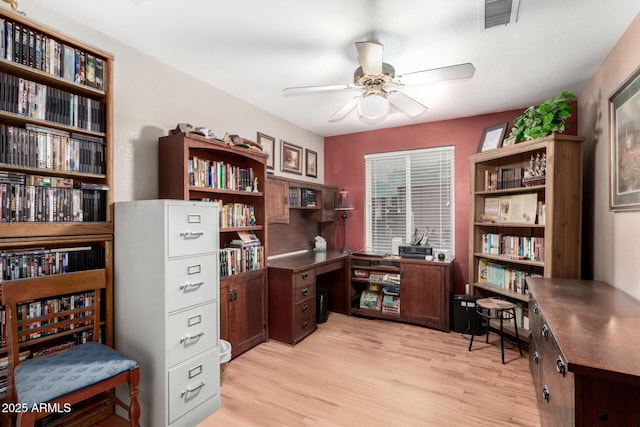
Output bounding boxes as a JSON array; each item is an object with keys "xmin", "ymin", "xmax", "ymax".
[
  {"xmin": 578, "ymin": 14, "xmax": 640, "ymax": 300},
  {"xmin": 22, "ymin": 6, "xmax": 325, "ymax": 202}
]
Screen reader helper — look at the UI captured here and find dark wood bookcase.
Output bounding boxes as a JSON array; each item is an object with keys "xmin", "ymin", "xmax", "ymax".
[
  {"xmin": 0, "ymin": 8, "xmax": 115, "ymax": 425},
  {"xmin": 158, "ymin": 132, "xmax": 269, "ymax": 358}
]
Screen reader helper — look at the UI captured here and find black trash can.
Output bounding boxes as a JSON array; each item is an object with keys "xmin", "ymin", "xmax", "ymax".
[
  {"xmin": 316, "ymin": 290, "xmax": 329, "ymax": 324},
  {"xmin": 452, "ymin": 294, "xmax": 482, "ymax": 335}
]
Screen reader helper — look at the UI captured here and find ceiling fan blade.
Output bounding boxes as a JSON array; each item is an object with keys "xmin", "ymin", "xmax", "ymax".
[
  {"xmin": 397, "ymin": 62, "xmax": 476, "ymax": 85},
  {"xmin": 283, "ymin": 84, "xmax": 354, "ymax": 96},
  {"xmin": 328, "ymin": 96, "xmax": 360, "ymax": 122},
  {"xmin": 355, "ymin": 41, "xmax": 383, "ymax": 75},
  {"xmin": 387, "ymin": 91, "xmax": 428, "ymax": 118}
]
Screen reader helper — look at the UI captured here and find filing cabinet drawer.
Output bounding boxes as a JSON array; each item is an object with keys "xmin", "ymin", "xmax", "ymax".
[
  {"xmin": 294, "ymin": 280, "xmax": 315, "ymax": 304},
  {"xmin": 167, "ymin": 302, "xmax": 218, "ymax": 367},
  {"xmin": 167, "ymin": 204, "xmax": 217, "ymax": 258},
  {"xmin": 168, "ymin": 348, "xmax": 219, "ymax": 424},
  {"xmin": 166, "ymin": 255, "xmax": 217, "ymax": 313}
]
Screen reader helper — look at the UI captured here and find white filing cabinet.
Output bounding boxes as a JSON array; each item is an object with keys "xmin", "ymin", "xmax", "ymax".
[{"xmin": 114, "ymin": 200, "xmax": 220, "ymax": 427}]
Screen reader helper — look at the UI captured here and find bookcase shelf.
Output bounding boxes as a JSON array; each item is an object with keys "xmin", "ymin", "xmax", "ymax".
[
  {"xmin": 159, "ymin": 132, "xmax": 268, "ymax": 358},
  {"xmin": 468, "ymin": 134, "xmax": 583, "ymax": 342},
  {"xmin": 0, "ymin": 10, "xmax": 115, "ymax": 423}
]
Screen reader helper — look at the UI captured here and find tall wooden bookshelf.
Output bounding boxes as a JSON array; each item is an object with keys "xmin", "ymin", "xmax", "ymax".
[
  {"xmin": 468, "ymin": 134, "xmax": 583, "ymax": 340},
  {"xmin": 159, "ymin": 133, "xmax": 268, "ymax": 358},
  {"xmin": 0, "ymin": 8, "xmax": 115, "ymax": 424}
]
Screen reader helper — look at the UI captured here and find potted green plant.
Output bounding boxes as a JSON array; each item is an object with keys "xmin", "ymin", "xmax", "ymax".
[{"xmin": 504, "ymin": 90, "xmax": 576, "ymax": 144}]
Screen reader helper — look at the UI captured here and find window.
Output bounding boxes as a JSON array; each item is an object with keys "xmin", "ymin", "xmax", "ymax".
[{"xmin": 365, "ymin": 146, "xmax": 454, "ymax": 256}]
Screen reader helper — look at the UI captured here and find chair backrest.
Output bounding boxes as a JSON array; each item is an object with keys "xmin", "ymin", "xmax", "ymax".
[{"xmin": 1, "ymin": 269, "xmax": 106, "ymax": 375}]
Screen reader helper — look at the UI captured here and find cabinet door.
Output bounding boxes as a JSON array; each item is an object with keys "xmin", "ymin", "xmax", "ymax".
[
  {"xmin": 220, "ymin": 281, "xmax": 230, "ymax": 343},
  {"xmin": 266, "ymin": 177, "xmax": 289, "ymax": 223},
  {"xmin": 400, "ymin": 263, "xmax": 445, "ymax": 325},
  {"xmin": 229, "ymin": 273, "xmax": 267, "ymax": 357}
]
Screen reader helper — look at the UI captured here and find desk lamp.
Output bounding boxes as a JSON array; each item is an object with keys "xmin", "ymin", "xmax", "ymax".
[{"xmin": 335, "ymin": 189, "xmax": 354, "ymax": 253}]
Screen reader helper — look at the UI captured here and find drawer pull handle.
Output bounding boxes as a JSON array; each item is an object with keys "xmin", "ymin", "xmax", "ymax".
[
  {"xmin": 180, "ymin": 331, "xmax": 205, "ymax": 344},
  {"xmin": 598, "ymin": 412, "xmax": 609, "ymax": 421},
  {"xmin": 533, "ymin": 303, "xmax": 539, "ymax": 314},
  {"xmin": 302, "ymin": 321, "xmax": 309, "ymax": 330},
  {"xmin": 542, "ymin": 385, "xmax": 550, "ymax": 401},
  {"xmin": 180, "ymin": 231, "xmax": 204, "ymax": 239},
  {"xmin": 533, "ymin": 351, "xmax": 540, "ymax": 364},
  {"xmin": 556, "ymin": 356, "xmax": 566, "ymax": 375},
  {"xmin": 302, "ymin": 304, "xmax": 309, "ymax": 313},
  {"xmin": 542, "ymin": 324, "xmax": 549, "ymax": 339},
  {"xmin": 301, "ymin": 288, "xmax": 309, "ymax": 296},
  {"xmin": 181, "ymin": 380, "xmax": 206, "ymax": 397},
  {"xmin": 180, "ymin": 281, "xmax": 204, "ymax": 291},
  {"xmin": 302, "ymin": 272, "xmax": 309, "ymax": 280}
]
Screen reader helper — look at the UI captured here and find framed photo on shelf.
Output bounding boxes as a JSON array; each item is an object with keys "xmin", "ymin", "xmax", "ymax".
[
  {"xmin": 609, "ymin": 66, "xmax": 640, "ymax": 211},
  {"xmin": 477, "ymin": 121, "xmax": 509, "ymax": 153},
  {"xmin": 305, "ymin": 149, "xmax": 317, "ymax": 178},
  {"xmin": 257, "ymin": 132, "xmax": 275, "ymax": 169},
  {"xmin": 281, "ymin": 141, "xmax": 302, "ymax": 174}
]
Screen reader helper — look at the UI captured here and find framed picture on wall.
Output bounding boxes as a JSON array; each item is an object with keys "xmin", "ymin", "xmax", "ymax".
[
  {"xmin": 610, "ymin": 66, "xmax": 640, "ymax": 211},
  {"xmin": 477, "ymin": 121, "xmax": 509, "ymax": 153},
  {"xmin": 257, "ymin": 132, "xmax": 275, "ymax": 169},
  {"xmin": 305, "ymin": 149, "xmax": 317, "ymax": 178},
  {"xmin": 281, "ymin": 141, "xmax": 302, "ymax": 174}
]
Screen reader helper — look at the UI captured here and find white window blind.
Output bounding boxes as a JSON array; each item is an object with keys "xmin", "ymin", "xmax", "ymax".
[{"xmin": 365, "ymin": 146, "xmax": 455, "ymax": 256}]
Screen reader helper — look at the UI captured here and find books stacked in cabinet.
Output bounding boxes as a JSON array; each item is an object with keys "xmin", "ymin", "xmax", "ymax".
[
  {"xmin": 349, "ymin": 254, "xmax": 453, "ymax": 332},
  {"xmin": 159, "ymin": 133, "xmax": 268, "ymax": 358},
  {"xmin": 0, "ymin": 9, "xmax": 115, "ymax": 425},
  {"xmin": 468, "ymin": 134, "xmax": 583, "ymax": 341}
]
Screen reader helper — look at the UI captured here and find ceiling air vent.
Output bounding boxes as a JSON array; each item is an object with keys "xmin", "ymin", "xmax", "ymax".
[{"xmin": 481, "ymin": 0, "xmax": 520, "ymax": 30}]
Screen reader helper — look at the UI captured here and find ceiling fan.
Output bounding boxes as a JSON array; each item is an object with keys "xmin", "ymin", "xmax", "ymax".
[{"xmin": 283, "ymin": 41, "xmax": 475, "ymax": 123}]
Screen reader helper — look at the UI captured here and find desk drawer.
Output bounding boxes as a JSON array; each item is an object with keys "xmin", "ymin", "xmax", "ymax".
[
  {"xmin": 167, "ymin": 204, "xmax": 217, "ymax": 258},
  {"xmin": 293, "ymin": 304, "xmax": 316, "ymax": 343},
  {"xmin": 294, "ymin": 269, "xmax": 316, "ymax": 287},
  {"xmin": 167, "ymin": 302, "xmax": 218, "ymax": 367},
  {"xmin": 168, "ymin": 348, "xmax": 219, "ymax": 424},
  {"xmin": 294, "ymin": 280, "xmax": 315, "ymax": 304}
]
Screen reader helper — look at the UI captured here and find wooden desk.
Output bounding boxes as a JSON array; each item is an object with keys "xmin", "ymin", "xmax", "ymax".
[{"xmin": 268, "ymin": 251, "xmax": 349, "ymax": 344}]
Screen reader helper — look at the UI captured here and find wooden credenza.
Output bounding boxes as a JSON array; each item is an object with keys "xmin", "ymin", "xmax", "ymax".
[{"xmin": 527, "ymin": 277, "xmax": 640, "ymax": 426}]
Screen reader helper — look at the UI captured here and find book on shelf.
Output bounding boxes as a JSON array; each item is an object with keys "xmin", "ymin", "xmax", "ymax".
[
  {"xmin": 236, "ymin": 230, "xmax": 261, "ymax": 246},
  {"xmin": 381, "ymin": 294, "xmax": 400, "ymax": 314},
  {"xmin": 497, "ymin": 193, "xmax": 538, "ymax": 224},
  {"xmin": 359, "ymin": 290, "xmax": 382, "ymax": 310}
]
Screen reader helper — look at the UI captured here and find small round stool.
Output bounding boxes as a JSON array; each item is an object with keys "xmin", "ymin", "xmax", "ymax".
[{"xmin": 468, "ymin": 298, "xmax": 523, "ymax": 364}]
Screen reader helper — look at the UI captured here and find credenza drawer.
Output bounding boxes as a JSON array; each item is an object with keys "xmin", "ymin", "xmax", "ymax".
[
  {"xmin": 293, "ymin": 269, "xmax": 316, "ymax": 287},
  {"xmin": 168, "ymin": 348, "xmax": 220, "ymax": 424},
  {"xmin": 167, "ymin": 302, "xmax": 218, "ymax": 367},
  {"xmin": 167, "ymin": 204, "xmax": 217, "ymax": 258},
  {"xmin": 293, "ymin": 309, "xmax": 316, "ymax": 343},
  {"xmin": 166, "ymin": 255, "xmax": 217, "ymax": 313}
]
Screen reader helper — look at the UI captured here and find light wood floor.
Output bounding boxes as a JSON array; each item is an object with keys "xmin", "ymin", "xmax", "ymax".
[{"xmin": 198, "ymin": 313, "xmax": 541, "ymax": 427}]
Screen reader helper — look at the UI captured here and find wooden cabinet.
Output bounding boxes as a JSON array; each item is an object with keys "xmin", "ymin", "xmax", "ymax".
[
  {"xmin": 114, "ymin": 200, "xmax": 220, "ymax": 426},
  {"xmin": 266, "ymin": 176, "xmax": 337, "ymax": 224},
  {"xmin": 220, "ymin": 270, "xmax": 267, "ymax": 356},
  {"xmin": 0, "ymin": 9, "xmax": 116, "ymax": 424},
  {"xmin": 158, "ymin": 133, "xmax": 268, "ymax": 358},
  {"xmin": 349, "ymin": 255, "xmax": 453, "ymax": 332},
  {"xmin": 527, "ymin": 277, "xmax": 640, "ymax": 426},
  {"xmin": 468, "ymin": 134, "xmax": 583, "ymax": 340}
]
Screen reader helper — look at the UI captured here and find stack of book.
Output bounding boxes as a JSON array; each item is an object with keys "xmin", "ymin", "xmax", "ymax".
[{"xmin": 220, "ymin": 231, "xmax": 264, "ymax": 277}]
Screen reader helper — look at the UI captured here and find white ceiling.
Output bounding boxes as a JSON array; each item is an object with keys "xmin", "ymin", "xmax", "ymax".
[{"xmin": 22, "ymin": 0, "xmax": 640, "ymax": 137}]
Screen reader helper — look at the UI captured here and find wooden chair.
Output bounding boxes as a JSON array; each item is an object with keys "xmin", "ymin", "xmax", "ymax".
[{"xmin": 1, "ymin": 269, "xmax": 141, "ymax": 426}]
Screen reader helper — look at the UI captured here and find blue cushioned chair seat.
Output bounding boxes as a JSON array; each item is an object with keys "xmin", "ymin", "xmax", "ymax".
[{"xmin": 15, "ymin": 342, "xmax": 138, "ymax": 406}]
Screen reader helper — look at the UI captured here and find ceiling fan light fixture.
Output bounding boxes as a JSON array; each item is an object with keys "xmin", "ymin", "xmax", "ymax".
[{"xmin": 357, "ymin": 93, "xmax": 390, "ymax": 121}]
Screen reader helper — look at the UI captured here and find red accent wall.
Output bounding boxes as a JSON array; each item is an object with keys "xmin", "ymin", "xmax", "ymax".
[{"xmin": 324, "ymin": 105, "xmax": 578, "ymax": 294}]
